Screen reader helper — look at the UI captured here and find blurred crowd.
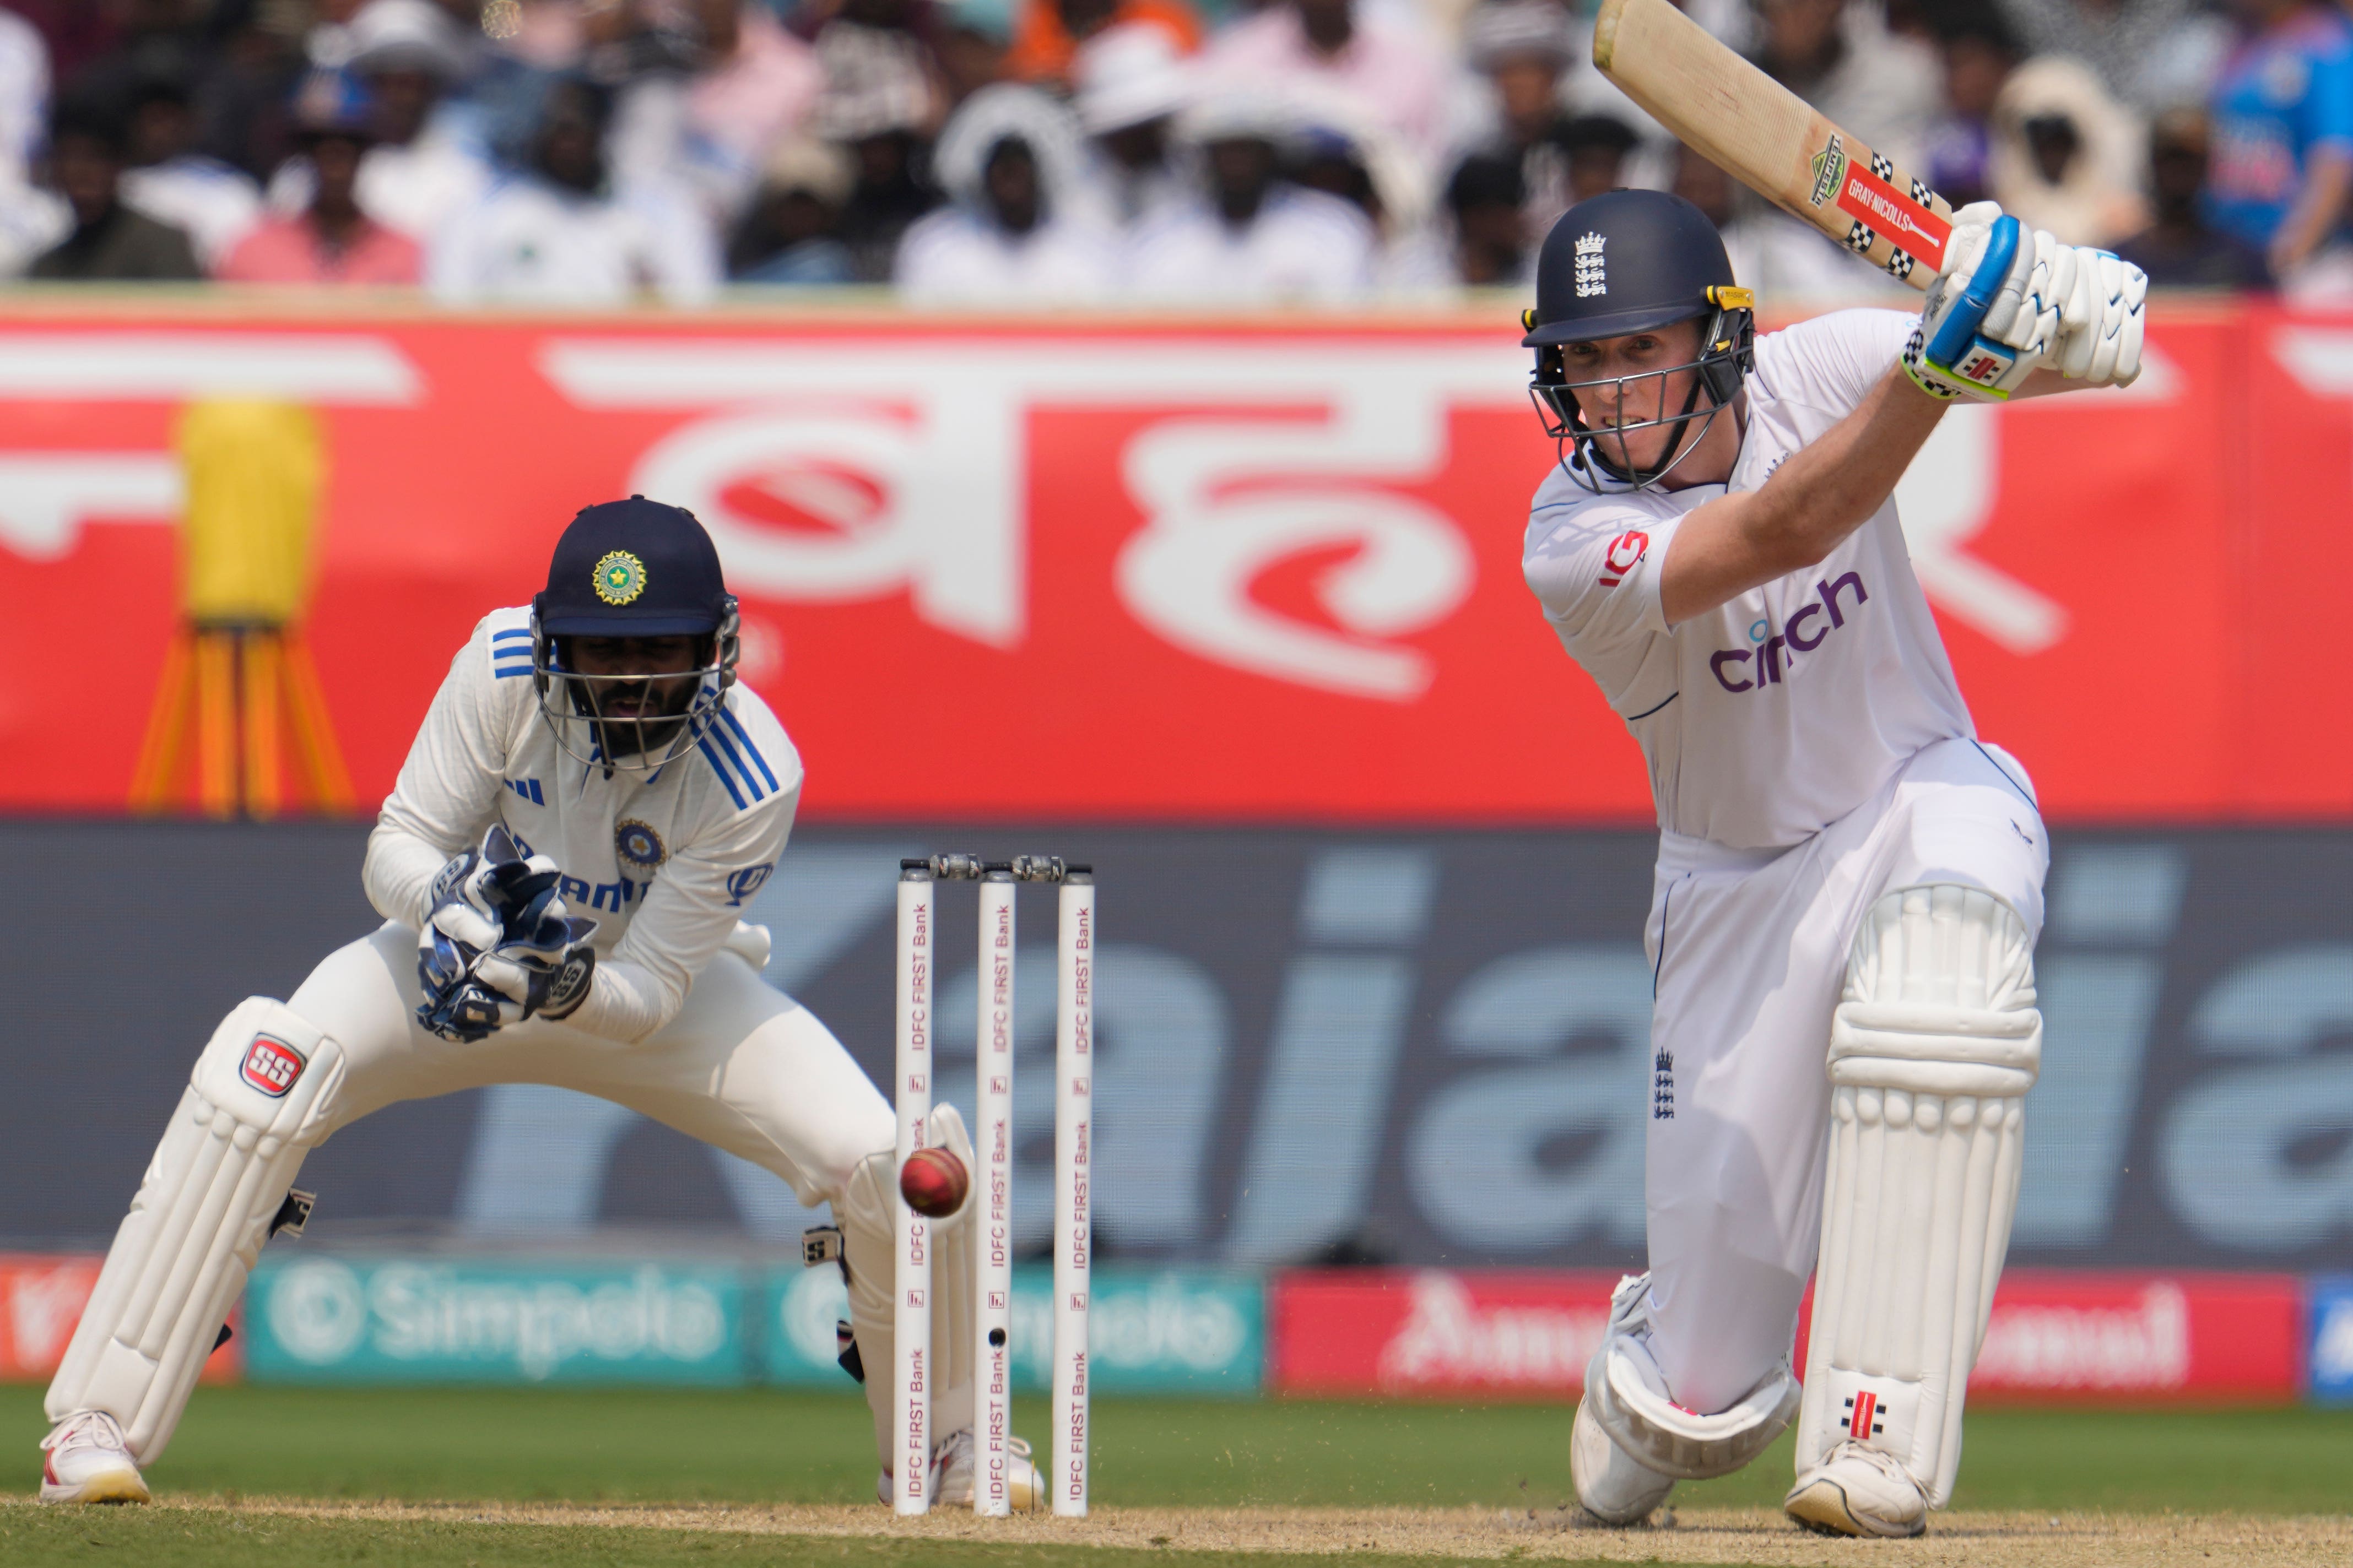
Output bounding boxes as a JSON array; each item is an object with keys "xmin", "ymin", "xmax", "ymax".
[{"xmin": 0, "ymin": 0, "xmax": 2344, "ymax": 303}]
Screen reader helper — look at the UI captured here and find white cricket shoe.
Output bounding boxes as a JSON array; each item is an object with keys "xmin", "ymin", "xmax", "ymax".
[
  {"xmin": 39, "ymin": 1410, "xmax": 149, "ymax": 1505},
  {"xmin": 1570, "ymin": 1391, "xmax": 1674, "ymax": 1525},
  {"xmin": 1784, "ymin": 1441, "xmax": 1928, "ymax": 1538},
  {"xmin": 876, "ymin": 1429, "xmax": 1043, "ymax": 1511}
]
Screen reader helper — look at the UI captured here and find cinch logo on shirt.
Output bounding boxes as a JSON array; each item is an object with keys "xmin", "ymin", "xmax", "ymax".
[
  {"xmin": 1709, "ymin": 572, "xmax": 1869, "ymax": 693},
  {"xmin": 1597, "ymin": 530, "xmax": 1649, "ymax": 587}
]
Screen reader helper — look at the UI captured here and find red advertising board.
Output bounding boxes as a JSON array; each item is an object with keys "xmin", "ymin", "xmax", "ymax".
[
  {"xmin": 1, "ymin": 301, "xmax": 2349, "ymax": 821},
  {"xmin": 1271, "ymin": 1269, "xmax": 1620, "ymax": 1398},
  {"xmin": 0, "ymin": 1254, "xmax": 239, "ymax": 1384},
  {"xmin": 1954, "ymin": 1271, "xmax": 2303, "ymax": 1404},
  {"xmin": 1270, "ymin": 1269, "xmax": 2303, "ymax": 1403}
]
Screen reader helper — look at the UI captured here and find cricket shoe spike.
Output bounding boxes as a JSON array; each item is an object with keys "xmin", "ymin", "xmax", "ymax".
[
  {"xmin": 39, "ymin": 1410, "xmax": 149, "ymax": 1505},
  {"xmin": 876, "ymin": 1430, "xmax": 1043, "ymax": 1511},
  {"xmin": 1570, "ymin": 1391, "xmax": 1674, "ymax": 1524},
  {"xmin": 1784, "ymin": 1441, "xmax": 1929, "ymax": 1538}
]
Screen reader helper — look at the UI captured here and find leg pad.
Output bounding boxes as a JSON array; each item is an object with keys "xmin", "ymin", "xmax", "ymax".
[
  {"xmin": 839, "ymin": 1105, "xmax": 977, "ymax": 1467},
  {"xmin": 1586, "ymin": 1274, "xmax": 1799, "ymax": 1482},
  {"xmin": 46, "ymin": 999, "xmax": 345, "ymax": 1464},
  {"xmin": 1798, "ymin": 885, "xmax": 2040, "ymax": 1509}
]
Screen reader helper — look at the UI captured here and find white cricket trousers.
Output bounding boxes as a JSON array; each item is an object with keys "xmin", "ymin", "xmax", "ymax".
[
  {"xmin": 294, "ymin": 921, "xmax": 894, "ymax": 1212},
  {"xmin": 1640, "ymin": 736, "xmax": 2048, "ymax": 1415}
]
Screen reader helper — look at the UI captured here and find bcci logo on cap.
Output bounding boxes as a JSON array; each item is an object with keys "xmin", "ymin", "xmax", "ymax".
[
  {"xmin": 241, "ymin": 1034, "xmax": 306, "ymax": 1098},
  {"xmin": 593, "ymin": 549, "xmax": 647, "ymax": 605}
]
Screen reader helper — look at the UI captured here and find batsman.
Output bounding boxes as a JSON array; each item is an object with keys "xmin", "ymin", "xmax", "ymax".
[
  {"xmin": 37, "ymin": 497, "xmax": 1034, "ymax": 1510},
  {"xmin": 1518, "ymin": 189, "xmax": 2143, "ymax": 1535}
]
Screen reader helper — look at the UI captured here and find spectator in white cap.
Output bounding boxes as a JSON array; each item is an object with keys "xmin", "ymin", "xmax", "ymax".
[
  {"xmin": 427, "ymin": 74, "xmax": 720, "ymax": 305},
  {"xmin": 1198, "ymin": 0, "xmax": 1453, "ymax": 169},
  {"xmin": 727, "ymin": 135, "xmax": 858, "ymax": 284},
  {"xmin": 895, "ymin": 84, "xmax": 1118, "ymax": 302},
  {"xmin": 1121, "ymin": 90, "xmax": 1375, "ymax": 302},
  {"xmin": 270, "ymin": 0, "xmax": 493, "ymax": 247},
  {"xmin": 815, "ymin": 0, "xmax": 946, "ymax": 279},
  {"xmin": 1457, "ymin": 0, "xmax": 1682, "ymax": 210},
  {"xmin": 1070, "ymin": 22, "xmax": 1192, "ymax": 228}
]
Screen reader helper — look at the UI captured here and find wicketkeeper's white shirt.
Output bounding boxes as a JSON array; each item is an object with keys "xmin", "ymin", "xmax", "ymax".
[
  {"xmin": 363, "ymin": 607, "xmax": 800, "ymax": 1043},
  {"xmin": 1522, "ymin": 308, "xmax": 1976, "ymax": 851}
]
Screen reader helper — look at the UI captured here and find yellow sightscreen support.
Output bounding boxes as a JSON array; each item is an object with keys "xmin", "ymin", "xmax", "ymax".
[
  {"xmin": 177, "ymin": 399, "xmax": 322, "ymax": 625},
  {"xmin": 130, "ymin": 399, "xmax": 351, "ymax": 818}
]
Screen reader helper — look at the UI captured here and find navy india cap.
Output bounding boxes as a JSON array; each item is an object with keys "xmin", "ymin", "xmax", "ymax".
[{"xmin": 536, "ymin": 496, "xmax": 729, "ymax": 637}]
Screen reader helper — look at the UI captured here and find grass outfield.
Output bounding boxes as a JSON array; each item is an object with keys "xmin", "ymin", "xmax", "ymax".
[
  {"xmin": 4, "ymin": 1387, "xmax": 2351, "ymax": 1565},
  {"xmin": 7, "ymin": 1383, "xmax": 2353, "ymax": 1511}
]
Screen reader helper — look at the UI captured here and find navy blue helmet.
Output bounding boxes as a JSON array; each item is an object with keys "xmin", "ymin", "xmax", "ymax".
[
  {"xmin": 1522, "ymin": 189, "xmax": 1756, "ymax": 489},
  {"xmin": 530, "ymin": 496, "xmax": 740, "ymax": 771}
]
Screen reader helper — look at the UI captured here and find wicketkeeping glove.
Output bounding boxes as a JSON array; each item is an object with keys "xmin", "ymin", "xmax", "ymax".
[
  {"xmin": 1903, "ymin": 202, "xmax": 2064, "ymax": 403},
  {"xmin": 417, "ymin": 826, "xmax": 599, "ymax": 1043}
]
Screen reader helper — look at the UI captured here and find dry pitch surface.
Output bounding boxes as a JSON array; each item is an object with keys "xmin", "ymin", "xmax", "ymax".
[
  {"xmin": 11, "ymin": 1392, "xmax": 2352, "ymax": 1564},
  {"xmin": 89, "ymin": 1496, "xmax": 2353, "ymax": 1566}
]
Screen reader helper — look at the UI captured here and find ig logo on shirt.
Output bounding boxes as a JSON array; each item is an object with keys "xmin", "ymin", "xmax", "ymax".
[{"xmin": 1598, "ymin": 530, "xmax": 1648, "ymax": 588}]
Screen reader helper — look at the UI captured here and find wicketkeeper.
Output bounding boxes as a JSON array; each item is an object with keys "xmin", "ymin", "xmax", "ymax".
[
  {"xmin": 39, "ymin": 497, "xmax": 1034, "ymax": 1510},
  {"xmin": 1516, "ymin": 189, "xmax": 2143, "ymax": 1535}
]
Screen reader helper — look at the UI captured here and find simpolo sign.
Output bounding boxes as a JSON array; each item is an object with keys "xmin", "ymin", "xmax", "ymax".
[{"xmin": 246, "ymin": 1256, "xmax": 745, "ymax": 1385}]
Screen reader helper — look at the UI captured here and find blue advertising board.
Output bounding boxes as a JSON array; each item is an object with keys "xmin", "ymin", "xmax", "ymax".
[
  {"xmin": 246, "ymin": 1255, "xmax": 747, "ymax": 1385},
  {"xmin": 765, "ymin": 1264, "xmax": 1263, "ymax": 1394},
  {"xmin": 2309, "ymin": 1277, "xmax": 2353, "ymax": 1404}
]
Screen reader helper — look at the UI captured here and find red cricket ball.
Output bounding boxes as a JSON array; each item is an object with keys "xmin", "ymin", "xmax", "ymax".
[{"xmin": 899, "ymin": 1146, "xmax": 970, "ymax": 1218}]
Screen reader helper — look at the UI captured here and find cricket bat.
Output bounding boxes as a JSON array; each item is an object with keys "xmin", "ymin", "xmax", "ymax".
[{"xmin": 1593, "ymin": 0, "xmax": 1952, "ymax": 291}]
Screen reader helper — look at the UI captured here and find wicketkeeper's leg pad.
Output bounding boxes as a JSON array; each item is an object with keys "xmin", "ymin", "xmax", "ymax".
[
  {"xmin": 1586, "ymin": 1273, "xmax": 1800, "ymax": 1481},
  {"xmin": 1797, "ymin": 883, "xmax": 2041, "ymax": 1508},
  {"xmin": 47, "ymin": 999, "xmax": 346, "ymax": 1463},
  {"xmin": 840, "ymin": 1104, "xmax": 977, "ymax": 1469}
]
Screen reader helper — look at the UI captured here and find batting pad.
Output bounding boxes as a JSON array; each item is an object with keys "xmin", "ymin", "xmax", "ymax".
[
  {"xmin": 47, "ymin": 998, "xmax": 346, "ymax": 1463},
  {"xmin": 1798, "ymin": 885, "xmax": 2040, "ymax": 1507},
  {"xmin": 841, "ymin": 1105, "xmax": 978, "ymax": 1473}
]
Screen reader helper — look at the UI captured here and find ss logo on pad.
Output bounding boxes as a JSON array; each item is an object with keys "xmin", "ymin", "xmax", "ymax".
[{"xmin": 241, "ymin": 1035, "xmax": 305, "ymax": 1098}]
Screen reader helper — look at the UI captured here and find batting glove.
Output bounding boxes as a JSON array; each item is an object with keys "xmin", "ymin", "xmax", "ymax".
[
  {"xmin": 1905, "ymin": 203, "xmax": 2063, "ymax": 403},
  {"xmin": 2049, "ymin": 247, "xmax": 2147, "ymax": 387}
]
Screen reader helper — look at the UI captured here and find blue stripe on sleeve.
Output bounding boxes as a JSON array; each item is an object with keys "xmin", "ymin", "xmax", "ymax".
[
  {"xmin": 704, "ymin": 725, "xmax": 767, "ymax": 802},
  {"xmin": 697, "ymin": 737, "xmax": 751, "ymax": 811},
  {"xmin": 717, "ymin": 708, "xmax": 781, "ymax": 792}
]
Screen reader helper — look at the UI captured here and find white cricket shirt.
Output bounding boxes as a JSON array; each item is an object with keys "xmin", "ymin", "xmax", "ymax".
[
  {"xmin": 1522, "ymin": 308, "xmax": 1976, "ymax": 851},
  {"xmin": 364, "ymin": 607, "xmax": 801, "ymax": 1042}
]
